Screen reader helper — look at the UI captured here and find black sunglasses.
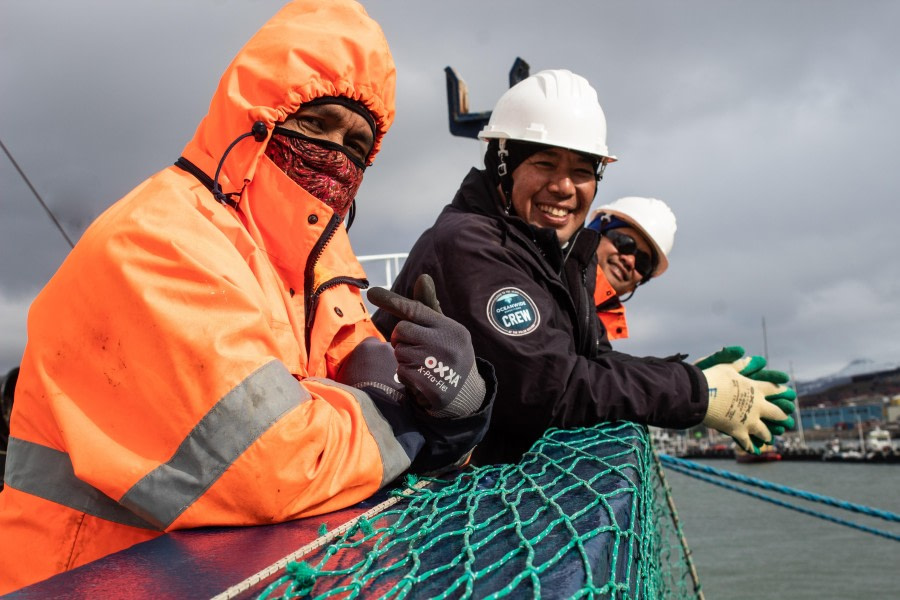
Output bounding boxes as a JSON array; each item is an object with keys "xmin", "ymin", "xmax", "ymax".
[{"xmin": 605, "ymin": 230, "xmax": 656, "ymax": 280}]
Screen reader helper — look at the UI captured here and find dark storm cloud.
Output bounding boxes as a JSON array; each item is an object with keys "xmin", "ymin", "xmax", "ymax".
[{"xmin": 2, "ymin": 0, "xmax": 899, "ymax": 381}]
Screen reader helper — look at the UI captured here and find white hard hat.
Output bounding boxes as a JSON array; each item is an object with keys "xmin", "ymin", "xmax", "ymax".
[
  {"xmin": 478, "ymin": 69, "xmax": 616, "ymax": 163},
  {"xmin": 590, "ymin": 196, "xmax": 676, "ymax": 277}
]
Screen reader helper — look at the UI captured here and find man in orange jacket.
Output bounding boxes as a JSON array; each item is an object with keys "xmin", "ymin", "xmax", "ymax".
[
  {"xmin": 586, "ymin": 197, "xmax": 677, "ymax": 343},
  {"xmin": 0, "ymin": 0, "xmax": 494, "ymax": 593}
]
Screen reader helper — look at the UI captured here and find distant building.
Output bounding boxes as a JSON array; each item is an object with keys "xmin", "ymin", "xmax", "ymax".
[{"xmin": 800, "ymin": 402, "xmax": 884, "ymax": 430}]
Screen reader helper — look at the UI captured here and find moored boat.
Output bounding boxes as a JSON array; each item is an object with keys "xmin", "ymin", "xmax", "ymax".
[{"xmin": 735, "ymin": 443, "xmax": 782, "ymax": 463}]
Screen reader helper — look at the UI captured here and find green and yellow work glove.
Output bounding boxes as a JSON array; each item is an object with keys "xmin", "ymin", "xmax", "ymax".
[
  {"xmin": 695, "ymin": 345, "xmax": 798, "ymax": 418},
  {"xmin": 694, "ymin": 346, "xmax": 748, "ymax": 371},
  {"xmin": 697, "ymin": 346, "xmax": 797, "ymax": 453}
]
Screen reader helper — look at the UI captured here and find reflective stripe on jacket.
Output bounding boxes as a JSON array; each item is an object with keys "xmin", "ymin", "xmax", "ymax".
[{"xmin": 0, "ymin": 0, "xmax": 403, "ymax": 592}]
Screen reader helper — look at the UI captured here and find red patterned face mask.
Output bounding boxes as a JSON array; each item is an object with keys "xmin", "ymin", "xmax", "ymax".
[{"xmin": 265, "ymin": 127, "xmax": 365, "ymax": 219}]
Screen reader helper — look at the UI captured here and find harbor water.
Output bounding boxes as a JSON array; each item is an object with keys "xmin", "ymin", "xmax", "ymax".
[{"xmin": 664, "ymin": 459, "xmax": 900, "ymax": 599}]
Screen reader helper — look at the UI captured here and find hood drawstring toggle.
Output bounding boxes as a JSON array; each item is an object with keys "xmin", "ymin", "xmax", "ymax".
[
  {"xmin": 174, "ymin": 121, "xmax": 268, "ymax": 210},
  {"xmin": 211, "ymin": 121, "xmax": 269, "ymax": 208}
]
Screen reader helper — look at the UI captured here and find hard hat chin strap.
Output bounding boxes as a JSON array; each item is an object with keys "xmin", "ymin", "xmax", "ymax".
[
  {"xmin": 497, "ymin": 139, "xmax": 515, "ymax": 215},
  {"xmin": 597, "ymin": 159, "xmax": 609, "ymax": 182}
]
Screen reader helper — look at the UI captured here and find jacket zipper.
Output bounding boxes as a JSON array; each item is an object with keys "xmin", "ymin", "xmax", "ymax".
[
  {"xmin": 302, "ymin": 214, "xmax": 369, "ymax": 350},
  {"xmin": 563, "ymin": 230, "xmax": 598, "ymax": 358}
]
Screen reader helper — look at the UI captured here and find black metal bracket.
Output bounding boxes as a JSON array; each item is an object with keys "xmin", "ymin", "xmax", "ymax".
[{"xmin": 445, "ymin": 57, "xmax": 530, "ymax": 139}]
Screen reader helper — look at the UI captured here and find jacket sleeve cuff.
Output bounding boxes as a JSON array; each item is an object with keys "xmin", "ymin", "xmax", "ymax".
[
  {"xmin": 408, "ymin": 357, "xmax": 497, "ymax": 473},
  {"xmin": 680, "ymin": 362, "xmax": 709, "ymax": 426},
  {"xmin": 318, "ymin": 379, "xmax": 419, "ymax": 487}
]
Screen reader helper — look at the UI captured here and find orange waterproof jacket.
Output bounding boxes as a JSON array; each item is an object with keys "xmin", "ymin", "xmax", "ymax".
[
  {"xmin": 0, "ymin": 0, "xmax": 406, "ymax": 592},
  {"xmin": 594, "ymin": 270, "xmax": 629, "ymax": 340}
]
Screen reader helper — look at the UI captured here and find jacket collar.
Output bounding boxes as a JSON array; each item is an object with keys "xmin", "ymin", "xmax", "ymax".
[{"xmin": 451, "ymin": 168, "xmax": 600, "ymax": 274}]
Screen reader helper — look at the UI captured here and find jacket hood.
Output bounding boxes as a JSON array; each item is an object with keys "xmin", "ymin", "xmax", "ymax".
[{"xmin": 180, "ymin": 0, "xmax": 396, "ymax": 196}]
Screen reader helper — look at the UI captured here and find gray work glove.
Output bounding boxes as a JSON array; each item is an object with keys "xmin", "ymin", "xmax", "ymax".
[
  {"xmin": 335, "ymin": 337, "xmax": 405, "ymax": 403},
  {"xmin": 367, "ymin": 274, "xmax": 486, "ymax": 419},
  {"xmin": 336, "ymin": 336, "xmax": 425, "ymax": 462}
]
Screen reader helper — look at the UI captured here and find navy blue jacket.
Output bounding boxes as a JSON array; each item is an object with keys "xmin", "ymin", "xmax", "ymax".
[{"xmin": 374, "ymin": 168, "xmax": 707, "ymax": 464}]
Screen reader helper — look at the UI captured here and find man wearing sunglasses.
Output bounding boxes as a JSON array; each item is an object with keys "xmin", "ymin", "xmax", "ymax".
[{"xmin": 586, "ymin": 197, "xmax": 677, "ymax": 342}]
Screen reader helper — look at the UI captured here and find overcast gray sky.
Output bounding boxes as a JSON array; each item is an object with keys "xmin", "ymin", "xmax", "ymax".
[{"xmin": 2, "ymin": 0, "xmax": 899, "ymax": 383}]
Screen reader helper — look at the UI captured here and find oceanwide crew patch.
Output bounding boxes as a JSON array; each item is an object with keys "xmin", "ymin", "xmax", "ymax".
[{"xmin": 486, "ymin": 288, "xmax": 540, "ymax": 336}]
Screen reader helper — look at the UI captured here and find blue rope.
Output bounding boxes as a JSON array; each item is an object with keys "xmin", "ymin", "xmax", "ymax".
[
  {"xmin": 660, "ymin": 454, "xmax": 900, "ymax": 523},
  {"xmin": 662, "ymin": 462, "xmax": 900, "ymax": 543},
  {"xmin": 659, "ymin": 455, "xmax": 900, "ymax": 543}
]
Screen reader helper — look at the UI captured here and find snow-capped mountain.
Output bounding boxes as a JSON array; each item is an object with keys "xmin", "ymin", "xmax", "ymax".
[{"xmin": 795, "ymin": 358, "xmax": 900, "ymax": 396}]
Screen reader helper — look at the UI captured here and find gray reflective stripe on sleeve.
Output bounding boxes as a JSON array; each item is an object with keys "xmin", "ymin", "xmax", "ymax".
[
  {"xmin": 307, "ymin": 377, "xmax": 411, "ymax": 487},
  {"xmin": 120, "ymin": 360, "xmax": 308, "ymax": 528},
  {"xmin": 4, "ymin": 437, "xmax": 160, "ymax": 530}
]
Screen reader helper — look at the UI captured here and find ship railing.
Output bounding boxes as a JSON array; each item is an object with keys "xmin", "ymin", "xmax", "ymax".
[{"xmin": 357, "ymin": 253, "xmax": 408, "ymax": 290}]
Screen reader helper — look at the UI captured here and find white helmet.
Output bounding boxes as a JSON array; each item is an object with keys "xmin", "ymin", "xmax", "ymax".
[
  {"xmin": 591, "ymin": 196, "xmax": 676, "ymax": 277},
  {"xmin": 478, "ymin": 69, "xmax": 616, "ymax": 163}
]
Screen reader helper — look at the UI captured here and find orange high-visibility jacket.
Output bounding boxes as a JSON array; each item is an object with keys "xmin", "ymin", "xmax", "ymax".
[
  {"xmin": 0, "ymin": 0, "xmax": 405, "ymax": 592},
  {"xmin": 594, "ymin": 270, "xmax": 629, "ymax": 341}
]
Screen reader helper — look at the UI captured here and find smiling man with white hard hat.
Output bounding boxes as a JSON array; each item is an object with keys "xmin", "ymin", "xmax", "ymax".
[{"xmin": 371, "ymin": 68, "xmax": 796, "ymax": 465}]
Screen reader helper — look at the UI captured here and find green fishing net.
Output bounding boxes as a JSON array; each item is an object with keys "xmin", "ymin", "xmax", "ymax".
[{"xmin": 257, "ymin": 422, "xmax": 701, "ymax": 599}]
